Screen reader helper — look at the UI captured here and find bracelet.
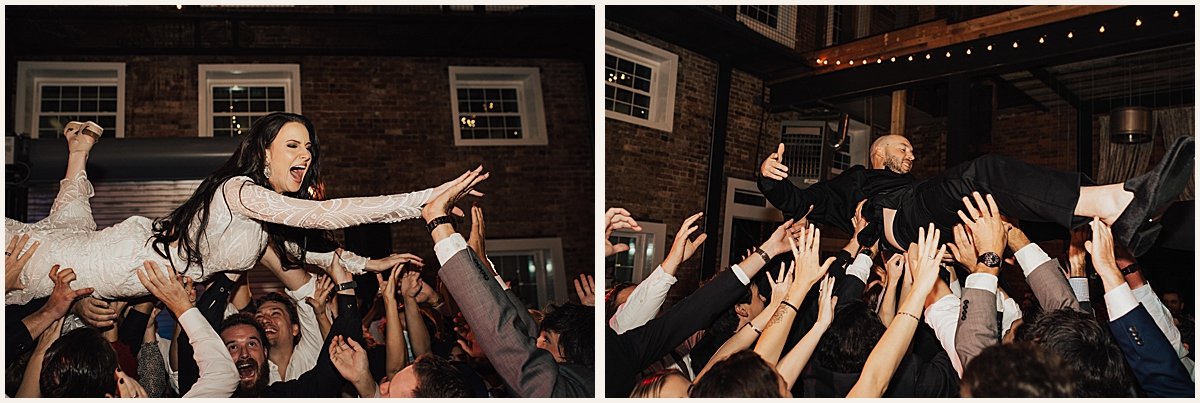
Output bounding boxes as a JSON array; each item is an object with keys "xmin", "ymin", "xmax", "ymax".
[
  {"xmin": 744, "ymin": 322, "xmax": 762, "ymax": 335},
  {"xmin": 781, "ymin": 301, "xmax": 799, "ymax": 314},
  {"xmin": 897, "ymin": 311, "xmax": 920, "ymax": 321},
  {"xmin": 425, "ymin": 216, "xmax": 456, "ymax": 233},
  {"xmin": 1119, "ymin": 263, "xmax": 1140, "ymax": 276},
  {"xmin": 754, "ymin": 247, "xmax": 772, "ymax": 263}
]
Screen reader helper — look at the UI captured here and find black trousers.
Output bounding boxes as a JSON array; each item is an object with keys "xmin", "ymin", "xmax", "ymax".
[{"xmin": 893, "ymin": 154, "xmax": 1094, "ymax": 248}]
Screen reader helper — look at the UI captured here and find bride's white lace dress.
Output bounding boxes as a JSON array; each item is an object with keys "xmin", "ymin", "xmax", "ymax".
[{"xmin": 5, "ymin": 171, "xmax": 432, "ymax": 305}]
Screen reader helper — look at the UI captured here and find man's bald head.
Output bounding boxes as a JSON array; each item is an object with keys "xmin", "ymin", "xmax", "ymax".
[{"xmin": 870, "ymin": 134, "xmax": 915, "ymax": 174}]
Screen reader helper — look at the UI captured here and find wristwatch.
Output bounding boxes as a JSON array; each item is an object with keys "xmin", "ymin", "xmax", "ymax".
[
  {"xmin": 426, "ymin": 216, "xmax": 456, "ymax": 232},
  {"xmin": 1119, "ymin": 263, "xmax": 1140, "ymax": 276},
  {"xmin": 977, "ymin": 252, "xmax": 1002, "ymax": 268},
  {"xmin": 334, "ymin": 280, "xmax": 358, "ymax": 292}
]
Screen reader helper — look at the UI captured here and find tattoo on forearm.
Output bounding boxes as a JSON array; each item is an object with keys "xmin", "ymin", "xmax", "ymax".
[{"xmin": 769, "ymin": 306, "xmax": 788, "ymax": 326}]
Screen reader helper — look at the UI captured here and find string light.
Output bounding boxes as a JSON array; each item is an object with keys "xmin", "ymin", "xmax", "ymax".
[
  {"xmin": 849, "ymin": 60, "xmax": 855, "ymax": 65},
  {"xmin": 966, "ymin": 48, "xmax": 972, "ymax": 55},
  {"xmin": 876, "ymin": 58, "xmax": 882, "ymax": 64},
  {"xmin": 925, "ymin": 53, "xmax": 931, "ymax": 60},
  {"xmin": 1099, "ymin": 25, "xmax": 1106, "ymax": 33},
  {"xmin": 1012, "ymin": 41, "xmax": 1019, "ymax": 48},
  {"xmin": 1135, "ymin": 18, "xmax": 1142, "ymax": 27},
  {"xmin": 907, "ymin": 55, "xmax": 914, "ymax": 61},
  {"xmin": 1038, "ymin": 36, "xmax": 1045, "ymax": 44},
  {"xmin": 1068, "ymin": 31, "xmax": 1074, "ymax": 39},
  {"xmin": 987, "ymin": 44, "xmax": 993, "ymax": 51},
  {"xmin": 863, "ymin": 59, "xmax": 869, "ymax": 65},
  {"xmin": 816, "ymin": 58, "xmax": 823, "ymax": 64},
  {"xmin": 945, "ymin": 51, "xmax": 951, "ymax": 58},
  {"xmin": 1173, "ymin": 10, "xmax": 1180, "ymax": 18},
  {"xmin": 890, "ymin": 56, "xmax": 896, "ymax": 62},
  {"xmin": 836, "ymin": 60, "xmax": 841, "ymax": 65}
]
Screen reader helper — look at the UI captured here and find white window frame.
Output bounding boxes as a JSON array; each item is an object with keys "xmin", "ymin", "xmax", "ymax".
[
  {"xmin": 608, "ymin": 221, "xmax": 668, "ymax": 285},
  {"xmin": 736, "ymin": 5, "xmax": 798, "ymax": 48},
  {"xmin": 605, "ymin": 29, "xmax": 678, "ymax": 133},
  {"xmin": 15, "ymin": 61, "xmax": 126, "ymax": 139},
  {"xmin": 487, "ymin": 237, "xmax": 566, "ymax": 308},
  {"xmin": 448, "ymin": 66, "xmax": 548, "ymax": 146},
  {"xmin": 720, "ymin": 177, "xmax": 786, "ymax": 269},
  {"xmin": 197, "ymin": 64, "xmax": 302, "ymax": 137}
]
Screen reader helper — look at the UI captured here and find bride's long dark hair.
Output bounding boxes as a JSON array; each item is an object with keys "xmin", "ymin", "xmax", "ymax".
[{"xmin": 151, "ymin": 112, "xmax": 335, "ymax": 273}]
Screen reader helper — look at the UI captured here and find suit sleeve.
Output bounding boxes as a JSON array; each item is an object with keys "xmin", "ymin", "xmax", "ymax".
[
  {"xmin": 178, "ymin": 272, "xmax": 239, "ymax": 395},
  {"xmin": 1105, "ymin": 284, "xmax": 1194, "ymax": 397},
  {"xmin": 955, "ymin": 276, "xmax": 999, "ymax": 368},
  {"xmin": 1024, "ymin": 260, "xmax": 1082, "ymax": 313},
  {"xmin": 758, "ymin": 166, "xmax": 862, "ymax": 234}
]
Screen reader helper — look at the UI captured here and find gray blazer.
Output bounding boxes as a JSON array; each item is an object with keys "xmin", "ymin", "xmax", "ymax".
[{"xmin": 438, "ymin": 248, "xmax": 593, "ymax": 398}]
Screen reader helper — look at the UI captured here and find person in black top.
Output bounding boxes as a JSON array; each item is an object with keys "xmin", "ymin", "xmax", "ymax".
[{"xmin": 758, "ymin": 135, "xmax": 1193, "ymax": 256}]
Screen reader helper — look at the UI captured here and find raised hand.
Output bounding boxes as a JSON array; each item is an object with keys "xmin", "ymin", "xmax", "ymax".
[
  {"xmin": 946, "ymin": 224, "xmax": 982, "ymax": 272},
  {"xmin": 956, "ymin": 192, "xmax": 1007, "ymax": 264},
  {"xmin": 662, "ymin": 212, "xmax": 707, "ymax": 274},
  {"xmin": 422, "ymin": 165, "xmax": 488, "ymax": 222},
  {"xmin": 768, "ymin": 262, "xmax": 794, "ymax": 307},
  {"xmin": 34, "ymin": 317, "xmax": 64, "ymax": 355},
  {"xmin": 329, "ymin": 335, "xmax": 377, "ymax": 397},
  {"xmin": 136, "ymin": 261, "xmax": 193, "ymax": 317},
  {"xmin": 307, "ymin": 274, "xmax": 335, "ymax": 315},
  {"xmin": 906, "ymin": 224, "xmax": 946, "ymax": 297},
  {"xmin": 759, "ymin": 218, "xmax": 798, "ymax": 259},
  {"xmin": 44, "ymin": 265, "xmax": 95, "ymax": 321},
  {"xmin": 400, "ymin": 271, "xmax": 422, "ymax": 300},
  {"xmin": 376, "ymin": 266, "xmax": 403, "ymax": 307},
  {"xmin": 604, "ymin": 208, "xmax": 642, "ymax": 256},
  {"xmin": 1084, "ymin": 217, "xmax": 1123, "ymax": 290},
  {"xmin": 365, "ymin": 253, "xmax": 424, "ymax": 273},
  {"xmin": 790, "ymin": 225, "xmax": 836, "ymax": 290},
  {"xmin": 468, "ymin": 203, "xmax": 487, "ymax": 254},
  {"xmin": 815, "ymin": 275, "xmax": 839, "ymax": 328},
  {"xmin": 6, "ymin": 234, "xmax": 40, "ymax": 291},
  {"xmin": 884, "ymin": 253, "xmax": 905, "ymax": 285},
  {"xmin": 760, "ymin": 143, "xmax": 790, "ymax": 180},
  {"xmin": 112, "ymin": 369, "xmax": 147, "ymax": 398},
  {"xmin": 1067, "ymin": 226, "xmax": 1090, "ymax": 277},
  {"xmin": 573, "ymin": 274, "xmax": 595, "ymax": 306}
]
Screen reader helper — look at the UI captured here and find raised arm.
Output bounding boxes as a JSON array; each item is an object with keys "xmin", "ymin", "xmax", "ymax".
[
  {"xmin": 610, "ymin": 212, "xmax": 704, "ymax": 334},
  {"xmin": 754, "ymin": 226, "xmax": 835, "ymax": 365},
  {"xmin": 778, "ymin": 275, "xmax": 837, "ymax": 389},
  {"xmin": 694, "ymin": 263, "xmax": 791, "ymax": 381},
  {"xmin": 223, "ymin": 176, "xmax": 434, "ymax": 230},
  {"xmin": 400, "ymin": 271, "xmax": 432, "ymax": 357}
]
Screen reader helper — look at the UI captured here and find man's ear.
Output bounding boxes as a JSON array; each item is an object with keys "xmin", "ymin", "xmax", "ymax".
[
  {"xmin": 291, "ymin": 323, "xmax": 300, "ymax": 337},
  {"xmin": 734, "ymin": 303, "xmax": 750, "ymax": 318}
]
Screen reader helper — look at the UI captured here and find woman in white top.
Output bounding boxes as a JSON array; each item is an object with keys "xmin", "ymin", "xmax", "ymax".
[{"xmin": 6, "ymin": 112, "xmax": 478, "ymax": 305}]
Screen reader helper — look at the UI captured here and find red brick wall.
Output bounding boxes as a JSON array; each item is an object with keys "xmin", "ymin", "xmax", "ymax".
[{"xmin": 904, "ymin": 106, "xmax": 1079, "ymax": 178}]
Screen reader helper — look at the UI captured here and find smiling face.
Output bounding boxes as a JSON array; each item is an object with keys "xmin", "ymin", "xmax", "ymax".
[
  {"xmin": 255, "ymin": 300, "xmax": 299, "ymax": 349},
  {"xmin": 263, "ymin": 122, "xmax": 312, "ymax": 193},
  {"xmin": 870, "ymin": 134, "xmax": 916, "ymax": 174},
  {"xmin": 221, "ymin": 324, "xmax": 269, "ymax": 395}
]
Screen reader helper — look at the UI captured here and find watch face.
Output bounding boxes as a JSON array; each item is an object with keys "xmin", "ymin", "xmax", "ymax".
[{"xmin": 979, "ymin": 252, "xmax": 1002, "ymax": 268}]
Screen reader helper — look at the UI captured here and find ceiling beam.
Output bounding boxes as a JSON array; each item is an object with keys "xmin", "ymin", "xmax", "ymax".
[
  {"xmin": 989, "ymin": 75, "xmax": 1050, "ymax": 112},
  {"xmin": 1028, "ymin": 67, "xmax": 1082, "ymax": 109},
  {"xmin": 800, "ymin": 5, "xmax": 1121, "ymax": 77},
  {"xmin": 770, "ymin": 5, "xmax": 1193, "ymax": 110}
]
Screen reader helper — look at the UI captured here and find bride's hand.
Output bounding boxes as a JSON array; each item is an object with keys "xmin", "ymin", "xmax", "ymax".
[{"xmin": 365, "ymin": 253, "xmax": 424, "ymax": 273}]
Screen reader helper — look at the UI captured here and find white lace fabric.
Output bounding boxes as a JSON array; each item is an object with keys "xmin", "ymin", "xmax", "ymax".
[{"xmin": 5, "ymin": 173, "xmax": 430, "ymax": 305}]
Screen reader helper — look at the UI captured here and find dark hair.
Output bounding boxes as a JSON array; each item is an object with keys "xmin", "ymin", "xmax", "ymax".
[
  {"xmin": 221, "ymin": 312, "xmax": 270, "ymax": 348},
  {"xmin": 40, "ymin": 327, "xmax": 118, "ymax": 397},
  {"xmin": 1018, "ymin": 308, "xmax": 1132, "ymax": 397},
  {"xmin": 962, "ymin": 342, "xmax": 1077, "ymax": 397},
  {"xmin": 690, "ymin": 350, "xmax": 784, "ymax": 398},
  {"xmin": 412, "ymin": 354, "xmax": 471, "ymax": 398},
  {"xmin": 539, "ymin": 303, "xmax": 594, "ymax": 367},
  {"xmin": 814, "ymin": 300, "xmax": 886, "ymax": 373},
  {"xmin": 630, "ymin": 368, "xmax": 685, "ymax": 398},
  {"xmin": 151, "ymin": 112, "xmax": 334, "ymax": 275},
  {"xmin": 258, "ymin": 292, "xmax": 301, "ymax": 344},
  {"xmin": 689, "ymin": 308, "xmax": 740, "ymax": 373},
  {"xmin": 604, "ymin": 282, "xmax": 637, "ymax": 320}
]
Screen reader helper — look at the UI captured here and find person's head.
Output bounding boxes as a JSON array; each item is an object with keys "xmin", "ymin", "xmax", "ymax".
[
  {"xmin": 220, "ymin": 313, "xmax": 271, "ymax": 397},
  {"xmin": 869, "ymin": 134, "xmax": 915, "ymax": 174},
  {"xmin": 379, "ymin": 354, "xmax": 470, "ymax": 398},
  {"xmin": 39, "ymin": 327, "xmax": 118, "ymax": 397},
  {"xmin": 1018, "ymin": 308, "xmax": 1132, "ymax": 397},
  {"xmin": 537, "ymin": 303, "xmax": 594, "ymax": 366},
  {"xmin": 735, "ymin": 282, "xmax": 768, "ymax": 324},
  {"xmin": 151, "ymin": 112, "xmax": 329, "ymax": 272},
  {"xmin": 1161, "ymin": 291, "xmax": 1184, "ymax": 316},
  {"xmin": 961, "ymin": 342, "xmax": 1077, "ymax": 397},
  {"xmin": 690, "ymin": 350, "xmax": 789, "ymax": 397},
  {"xmin": 256, "ymin": 292, "xmax": 301, "ymax": 348},
  {"xmin": 630, "ymin": 369, "xmax": 691, "ymax": 398},
  {"xmin": 814, "ymin": 300, "xmax": 886, "ymax": 373}
]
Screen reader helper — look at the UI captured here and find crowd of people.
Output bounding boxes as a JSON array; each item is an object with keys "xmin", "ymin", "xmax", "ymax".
[
  {"xmin": 5, "ymin": 114, "xmax": 594, "ymax": 398},
  {"xmin": 604, "ymin": 134, "xmax": 1195, "ymax": 398}
]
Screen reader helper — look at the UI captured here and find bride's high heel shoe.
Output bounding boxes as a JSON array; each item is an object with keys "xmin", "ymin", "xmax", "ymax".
[{"xmin": 63, "ymin": 121, "xmax": 103, "ymax": 142}]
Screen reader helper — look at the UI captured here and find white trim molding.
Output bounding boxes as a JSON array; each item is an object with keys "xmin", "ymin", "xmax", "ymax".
[{"xmin": 197, "ymin": 64, "xmax": 302, "ymax": 137}]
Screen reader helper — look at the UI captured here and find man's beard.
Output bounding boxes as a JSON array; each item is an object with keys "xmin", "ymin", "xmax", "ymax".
[
  {"xmin": 233, "ymin": 358, "xmax": 270, "ymax": 397},
  {"xmin": 884, "ymin": 155, "xmax": 910, "ymax": 174}
]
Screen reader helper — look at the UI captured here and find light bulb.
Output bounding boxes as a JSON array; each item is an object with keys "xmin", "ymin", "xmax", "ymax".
[
  {"xmin": 1039, "ymin": 36, "xmax": 1045, "ymax": 44},
  {"xmin": 836, "ymin": 60, "xmax": 841, "ymax": 65},
  {"xmin": 849, "ymin": 60, "xmax": 855, "ymax": 65},
  {"xmin": 890, "ymin": 56, "xmax": 896, "ymax": 62},
  {"xmin": 1068, "ymin": 31, "xmax": 1074, "ymax": 39},
  {"xmin": 1012, "ymin": 41, "xmax": 1019, "ymax": 48},
  {"xmin": 945, "ymin": 51, "xmax": 951, "ymax": 58},
  {"xmin": 987, "ymin": 44, "xmax": 993, "ymax": 51},
  {"xmin": 1099, "ymin": 25, "xmax": 1106, "ymax": 33},
  {"xmin": 966, "ymin": 48, "xmax": 972, "ymax": 55},
  {"xmin": 877, "ymin": 58, "xmax": 882, "ymax": 64},
  {"xmin": 1135, "ymin": 19, "xmax": 1142, "ymax": 27},
  {"xmin": 908, "ymin": 55, "xmax": 914, "ymax": 61},
  {"xmin": 925, "ymin": 53, "xmax": 931, "ymax": 59},
  {"xmin": 1173, "ymin": 10, "xmax": 1180, "ymax": 18}
]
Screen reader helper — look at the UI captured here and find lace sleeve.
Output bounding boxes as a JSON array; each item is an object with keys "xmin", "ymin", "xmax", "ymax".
[
  {"xmin": 223, "ymin": 177, "xmax": 434, "ymax": 230},
  {"xmin": 283, "ymin": 241, "xmax": 369, "ymax": 275}
]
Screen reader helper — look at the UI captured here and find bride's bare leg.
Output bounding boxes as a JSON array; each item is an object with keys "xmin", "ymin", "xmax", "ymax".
[{"xmin": 28, "ymin": 122, "xmax": 101, "ymax": 232}]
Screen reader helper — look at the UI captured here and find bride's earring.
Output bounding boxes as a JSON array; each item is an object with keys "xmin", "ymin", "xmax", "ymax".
[{"xmin": 263, "ymin": 165, "xmax": 272, "ymax": 179}]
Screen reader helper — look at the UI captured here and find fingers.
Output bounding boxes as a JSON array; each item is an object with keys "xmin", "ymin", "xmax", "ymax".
[
  {"xmin": 680, "ymin": 212, "xmax": 704, "ymax": 233},
  {"xmin": 691, "ymin": 233, "xmax": 708, "ymax": 248}
]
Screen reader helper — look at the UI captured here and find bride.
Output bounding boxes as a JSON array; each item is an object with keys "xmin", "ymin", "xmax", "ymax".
[{"xmin": 6, "ymin": 113, "xmax": 486, "ymax": 305}]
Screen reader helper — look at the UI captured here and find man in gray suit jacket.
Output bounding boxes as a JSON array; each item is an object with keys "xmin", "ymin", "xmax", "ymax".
[{"xmin": 420, "ymin": 167, "xmax": 594, "ymax": 398}]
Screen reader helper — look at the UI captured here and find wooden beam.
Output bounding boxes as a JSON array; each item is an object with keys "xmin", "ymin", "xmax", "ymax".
[
  {"xmin": 890, "ymin": 90, "xmax": 907, "ymax": 134},
  {"xmin": 799, "ymin": 5, "xmax": 1122, "ymax": 77},
  {"xmin": 1029, "ymin": 68, "xmax": 1082, "ymax": 109},
  {"xmin": 990, "ymin": 75, "xmax": 1050, "ymax": 112}
]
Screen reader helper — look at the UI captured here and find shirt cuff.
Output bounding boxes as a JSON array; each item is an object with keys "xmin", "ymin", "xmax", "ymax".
[
  {"xmin": 176, "ymin": 308, "xmax": 207, "ymax": 336},
  {"xmin": 845, "ymin": 254, "xmax": 873, "ymax": 283},
  {"xmin": 731, "ymin": 264, "xmax": 750, "ymax": 285},
  {"xmin": 646, "ymin": 265, "xmax": 678, "ymax": 285},
  {"xmin": 1069, "ymin": 277, "xmax": 1091, "ymax": 303},
  {"xmin": 434, "ymin": 233, "xmax": 469, "ymax": 265},
  {"xmin": 1014, "ymin": 243, "xmax": 1052, "ymax": 277},
  {"xmin": 1131, "ymin": 281, "xmax": 1153, "ymax": 301},
  {"xmin": 964, "ymin": 273, "xmax": 998, "ymax": 294},
  {"xmin": 494, "ymin": 275, "xmax": 509, "ymax": 290},
  {"xmin": 1104, "ymin": 283, "xmax": 1139, "ymax": 320},
  {"xmin": 285, "ymin": 275, "xmax": 318, "ymax": 301}
]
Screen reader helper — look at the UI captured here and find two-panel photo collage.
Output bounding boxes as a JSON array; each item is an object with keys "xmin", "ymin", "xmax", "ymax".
[{"xmin": 2, "ymin": 3, "xmax": 1195, "ymax": 399}]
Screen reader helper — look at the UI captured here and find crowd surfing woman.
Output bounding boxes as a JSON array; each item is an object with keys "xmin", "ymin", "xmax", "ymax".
[{"xmin": 5, "ymin": 112, "xmax": 485, "ymax": 305}]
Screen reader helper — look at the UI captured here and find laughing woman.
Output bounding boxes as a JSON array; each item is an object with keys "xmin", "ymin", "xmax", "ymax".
[{"xmin": 6, "ymin": 112, "xmax": 485, "ymax": 305}]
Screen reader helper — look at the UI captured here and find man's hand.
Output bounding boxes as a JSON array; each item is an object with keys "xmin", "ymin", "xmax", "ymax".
[
  {"xmin": 365, "ymin": 253, "xmax": 424, "ymax": 273},
  {"xmin": 1084, "ymin": 218, "xmax": 1123, "ymax": 291},
  {"xmin": 33, "ymin": 317, "xmax": 64, "ymax": 355},
  {"xmin": 414, "ymin": 278, "xmax": 441, "ymax": 306},
  {"xmin": 136, "ymin": 261, "xmax": 194, "ymax": 317},
  {"xmin": 573, "ymin": 274, "xmax": 595, "ymax": 306},
  {"xmin": 400, "ymin": 271, "xmax": 422, "ymax": 300},
  {"xmin": 760, "ymin": 219, "xmax": 799, "ymax": 258},
  {"xmin": 377, "ymin": 267, "xmax": 402, "ymax": 307},
  {"xmin": 604, "ymin": 208, "xmax": 642, "ymax": 256},
  {"xmin": 327, "ymin": 248, "xmax": 353, "ymax": 285},
  {"xmin": 6, "ymin": 234, "xmax": 40, "ymax": 292},
  {"xmin": 760, "ymin": 143, "xmax": 790, "ymax": 180},
  {"xmin": 421, "ymin": 166, "xmax": 488, "ymax": 223},
  {"xmin": 814, "ymin": 275, "xmax": 839, "ymax": 329},
  {"xmin": 957, "ymin": 192, "xmax": 1007, "ymax": 263},
  {"xmin": 947, "ymin": 224, "xmax": 991, "ymax": 274},
  {"xmin": 1067, "ymin": 226, "xmax": 1089, "ymax": 277},
  {"xmin": 884, "ymin": 254, "xmax": 904, "ymax": 285},
  {"xmin": 307, "ymin": 274, "xmax": 335, "ymax": 315},
  {"xmin": 329, "ymin": 335, "xmax": 377, "ymax": 397},
  {"xmin": 468, "ymin": 203, "xmax": 488, "ymax": 256},
  {"xmin": 74, "ymin": 296, "xmax": 118, "ymax": 328},
  {"xmin": 44, "ymin": 265, "xmax": 95, "ymax": 321},
  {"xmin": 1003, "ymin": 221, "xmax": 1032, "ymax": 253},
  {"xmin": 662, "ymin": 212, "xmax": 707, "ymax": 274}
]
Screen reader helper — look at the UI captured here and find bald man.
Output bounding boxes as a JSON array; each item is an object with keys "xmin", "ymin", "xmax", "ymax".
[{"xmin": 757, "ymin": 134, "xmax": 1192, "ymax": 257}]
